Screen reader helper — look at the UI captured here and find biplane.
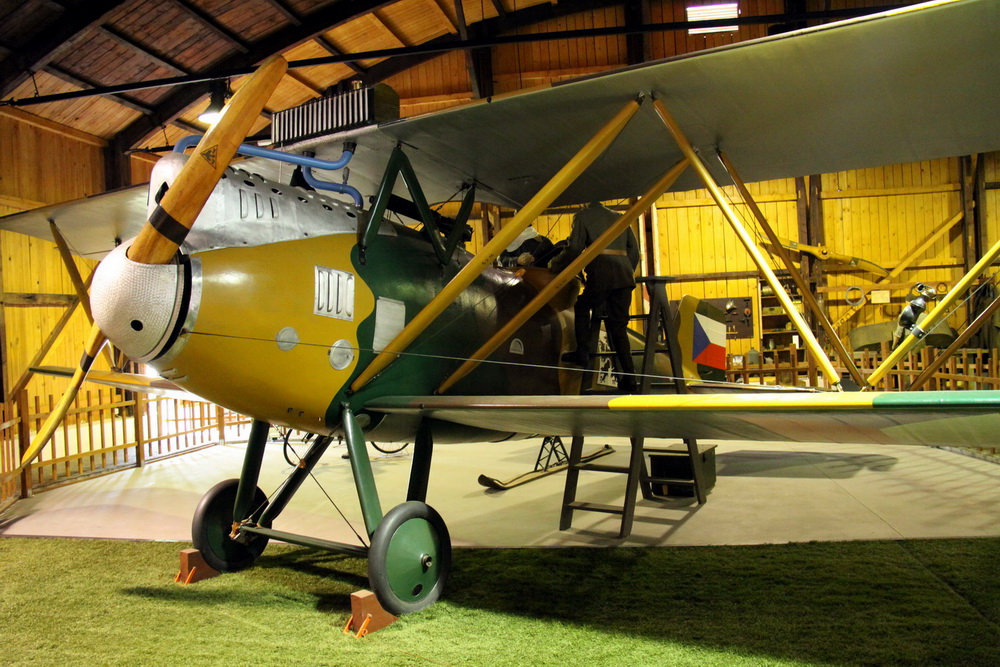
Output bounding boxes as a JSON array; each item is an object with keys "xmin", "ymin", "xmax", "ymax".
[{"xmin": 3, "ymin": 0, "xmax": 1000, "ymax": 614}]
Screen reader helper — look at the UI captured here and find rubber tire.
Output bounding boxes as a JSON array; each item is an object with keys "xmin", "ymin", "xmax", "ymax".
[
  {"xmin": 368, "ymin": 501, "xmax": 451, "ymax": 615},
  {"xmin": 192, "ymin": 478, "xmax": 269, "ymax": 572}
]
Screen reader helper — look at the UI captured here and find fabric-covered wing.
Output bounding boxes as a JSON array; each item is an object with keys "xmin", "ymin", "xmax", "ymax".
[
  {"xmin": 278, "ymin": 0, "xmax": 1000, "ymax": 207},
  {"xmin": 366, "ymin": 390, "xmax": 1000, "ymax": 448},
  {"xmin": 32, "ymin": 366, "xmax": 193, "ymax": 400},
  {"xmin": 0, "ymin": 185, "xmax": 149, "ymax": 259}
]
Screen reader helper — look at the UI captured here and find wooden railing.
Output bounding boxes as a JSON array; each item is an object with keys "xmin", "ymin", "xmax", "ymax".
[
  {"xmin": 727, "ymin": 344, "xmax": 1000, "ymax": 392},
  {"xmin": 0, "ymin": 388, "xmax": 252, "ymax": 512}
]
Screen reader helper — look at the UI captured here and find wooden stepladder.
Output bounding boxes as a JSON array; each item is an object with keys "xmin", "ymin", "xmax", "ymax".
[{"xmin": 559, "ymin": 276, "xmax": 708, "ymax": 539}]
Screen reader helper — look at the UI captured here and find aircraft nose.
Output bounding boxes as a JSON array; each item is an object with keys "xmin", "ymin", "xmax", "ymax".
[{"xmin": 91, "ymin": 242, "xmax": 187, "ymax": 363}]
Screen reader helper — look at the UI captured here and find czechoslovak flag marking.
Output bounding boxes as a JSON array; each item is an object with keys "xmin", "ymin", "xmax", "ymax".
[{"xmin": 692, "ymin": 312, "xmax": 727, "ymax": 369}]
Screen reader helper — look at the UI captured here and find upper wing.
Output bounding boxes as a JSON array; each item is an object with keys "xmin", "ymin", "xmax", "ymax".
[
  {"xmin": 0, "ymin": 185, "xmax": 149, "ymax": 259},
  {"xmin": 365, "ymin": 390, "xmax": 1000, "ymax": 448},
  {"xmin": 275, "ymin": 0, "xmax": 1000, "ymax": 207},
  {"xmin": 6, "ymin": 2, "xmax": 997, "ymax": 248}
]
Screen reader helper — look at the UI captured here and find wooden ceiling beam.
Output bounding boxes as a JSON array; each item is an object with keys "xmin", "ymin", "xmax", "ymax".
[
  {"xmin": 370, "ymin": 13, "xmax": 409, "ymax": 48},
  {"xmin": 113, "ymin": 0, "xmax": 396, "ymax": 149},
  {"xmin": 96, "ymin": 25, "xmax": 189, "ymax": 76},
  {"xmin": 259, "ymin": 0, "xmax": 302, "ymax": 26},
  {"xmin": 425, "ymin": 0, "xmax": 458, "ymax": 34},
  {"xmin": 624, "ymin": 0, "xmax": 649, "ymax": 66},
  {"xmin": 285, "ymin": 71, "xmax": 324, "ymax": 97},
  {"xmin": 173, "ymin": 117, "xmax": 206, "ymax": 134},
  {"xmin": 0, "ymin": 0, "xmax": 129, "ymax": 97},
  {"xmin": 489, "ymin": 0, "xmax": 507, "ymax": 21},
  {"xmin": 313, "ymin": 35, "xmax": 368, "ymax": 75},
  {"xmin": 362, "ymin": 0, "xmax": 622, "ymax": 84},
  {"xmin": 168, "ymin": 0, "xmax": 251, "ymax": 54},
  {"xmin": 451, "ymin": 0, "xmax": 492, "ymax": 99}
]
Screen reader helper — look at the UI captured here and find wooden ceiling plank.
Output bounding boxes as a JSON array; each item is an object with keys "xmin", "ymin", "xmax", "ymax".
[
  {"xmin": 114, "ymin": 0, "xmax": 396, "ymax": 149},
  {"xmin": 0, "ymin": 0, "xmax": 131, "ymax": 98},
  {"xmin": 0, "ymin": 106, "xmax": 107, "ymax": 147},
  {"xmin": 96, "ymin": 25, "xmax": 190, "ymax": 76},
  {"xmin": 42, "ymin": 63, "xmax": 155, "ymax": 115},
  {"xmin": 168, "ymin": 0, "xmax": 251, "ymax": 54}
]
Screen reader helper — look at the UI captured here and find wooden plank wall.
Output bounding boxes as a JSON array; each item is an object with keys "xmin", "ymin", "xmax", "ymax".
[
  {"xmin": 651, "ymin": 155, "xmax": 990, "ymax": 360},
  {"xmin": 821, "ymin": 159, "xmax": 964, "ymax": 331},
  {"xmin": 0, "ymin": 108, "xmax": 109, "ymax": 405}
]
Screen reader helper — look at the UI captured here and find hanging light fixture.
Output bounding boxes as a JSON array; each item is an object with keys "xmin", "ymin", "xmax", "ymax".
[{"xmin": 198, "ymin": 80, "xmax": 228, "ymax": 125}]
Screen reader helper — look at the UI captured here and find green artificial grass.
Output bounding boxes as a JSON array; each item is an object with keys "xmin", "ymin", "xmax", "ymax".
[{"xmin": 1, "ymin": 536, "xmax": 998, "ymax": 666}]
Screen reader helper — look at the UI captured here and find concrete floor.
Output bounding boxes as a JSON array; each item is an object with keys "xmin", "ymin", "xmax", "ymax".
[{"xmin": 1, "ymin": 437, "xmax": 999, "ymax": 548}]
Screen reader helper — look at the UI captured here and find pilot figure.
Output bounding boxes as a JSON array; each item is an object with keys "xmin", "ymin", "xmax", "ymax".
[
  {"xmin": 892, "ymin": 283, "xmax": 938, "ymax": 349},
  {"xmin": 549, "ymin": 201, "xmax": 640, "ymax": 393}
]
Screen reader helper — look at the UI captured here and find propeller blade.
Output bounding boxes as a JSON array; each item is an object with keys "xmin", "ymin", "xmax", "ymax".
[
  {"xmin": 19, "ymin": 322, "xmax": 107, "ymax": 469},
  {"xmin": 128, "ymin": 55, "xmax": 288, "ymax": 265}
]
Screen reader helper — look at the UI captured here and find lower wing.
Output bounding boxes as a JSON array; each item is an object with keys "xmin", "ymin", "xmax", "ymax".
[
  {"xmin": 366, "ymin": 390, "xmax": 1000, "ymax": 448},
  {"xmin": 31, "ymin": 366, "xmax": 192, "ymax": 400}
]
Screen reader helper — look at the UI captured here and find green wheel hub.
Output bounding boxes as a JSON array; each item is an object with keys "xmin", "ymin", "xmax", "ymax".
[
  {"xmin": 368, "ymin": 501, "xmax": 451, "ymax": 615},
  {"xmin": 192, "ymin": 478, "xmax": 269, "ymax": 572}
]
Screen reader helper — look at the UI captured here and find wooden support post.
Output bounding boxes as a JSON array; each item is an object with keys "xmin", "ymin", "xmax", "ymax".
[
  {"xmin": 216, "ymin": 405, "xmax": 226, "ymax": 445},
  {"xmin": 960, "ymin": 155, "xmax": 978, "ymax": 273},
  {"xmin": 15, "ymin": 389, "xmax": 31, "ymax": 498},
  {"xmin": 134, "ymin": 391, "xmax": 146, "ymax": 466}
]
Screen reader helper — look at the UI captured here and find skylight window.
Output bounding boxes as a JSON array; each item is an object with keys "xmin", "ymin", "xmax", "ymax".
[{"xmin": 687, "ymin": 3, "xmax": 740, "ymax": 35}]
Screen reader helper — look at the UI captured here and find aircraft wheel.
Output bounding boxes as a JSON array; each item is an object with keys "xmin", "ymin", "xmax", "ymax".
[
  {"xmin": 368, "ymin": 501, "xmax": 451, "ymax": 615},
  {"xmin": 192, "ymin": 479, "xmax": 269, "ymax": 572}
]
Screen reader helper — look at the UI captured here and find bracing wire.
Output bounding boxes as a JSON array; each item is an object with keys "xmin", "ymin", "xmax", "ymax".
[
  {"xmin": 187, "ymin": 328, "xmax": 749, "ymax": 390},
  {"xmin": 274, "ymin": 431, "xmax": 369, "ymax": 548}
]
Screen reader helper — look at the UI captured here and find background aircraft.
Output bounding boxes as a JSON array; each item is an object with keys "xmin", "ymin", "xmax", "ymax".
[{"xmin": 2, "ymin": 0, "xmax": 1000, "ymax": 614}]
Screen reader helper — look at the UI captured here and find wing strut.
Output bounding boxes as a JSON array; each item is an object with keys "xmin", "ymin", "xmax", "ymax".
[
  {"xmin": 48, "ymin": 220, "xmax": 118, "ymax": 372},
  {"xmin": 716, "ymin": 152, "xmax": 867, "ymax": 389},
  {"xmin": 651, "ymin": 97, "xmax": 842, "ymax": 390},
  {"xmin": 350, "ymin": 95, "xmax": 645, "ymax": 393},
  {"xmin": 436, "ymin": 158, "xmax": 689, "ymax": 394}
]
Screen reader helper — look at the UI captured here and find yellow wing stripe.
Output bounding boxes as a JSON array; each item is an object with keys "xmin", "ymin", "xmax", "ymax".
[{"xmin": 608, "ymin": 392, "xmax": 876, "ymax": 410}]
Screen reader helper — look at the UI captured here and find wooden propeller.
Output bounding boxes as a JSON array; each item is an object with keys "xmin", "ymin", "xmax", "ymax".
[
  {"xmin": 129, "ymin": 55, "xmax": 288, "ymax": 265},
  {"xmin": 19, "ymin": 56, "xmax": 288, "ymax": 470}
]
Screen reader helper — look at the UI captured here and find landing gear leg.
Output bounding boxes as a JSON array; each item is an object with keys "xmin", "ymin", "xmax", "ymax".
[
  {"xmin": 342, "ymin": 408, "xmax": 451, "ymax": 614},
  {"xmin": 192, "ymin": 420, "xmax": 271, "ymax": 572}
]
